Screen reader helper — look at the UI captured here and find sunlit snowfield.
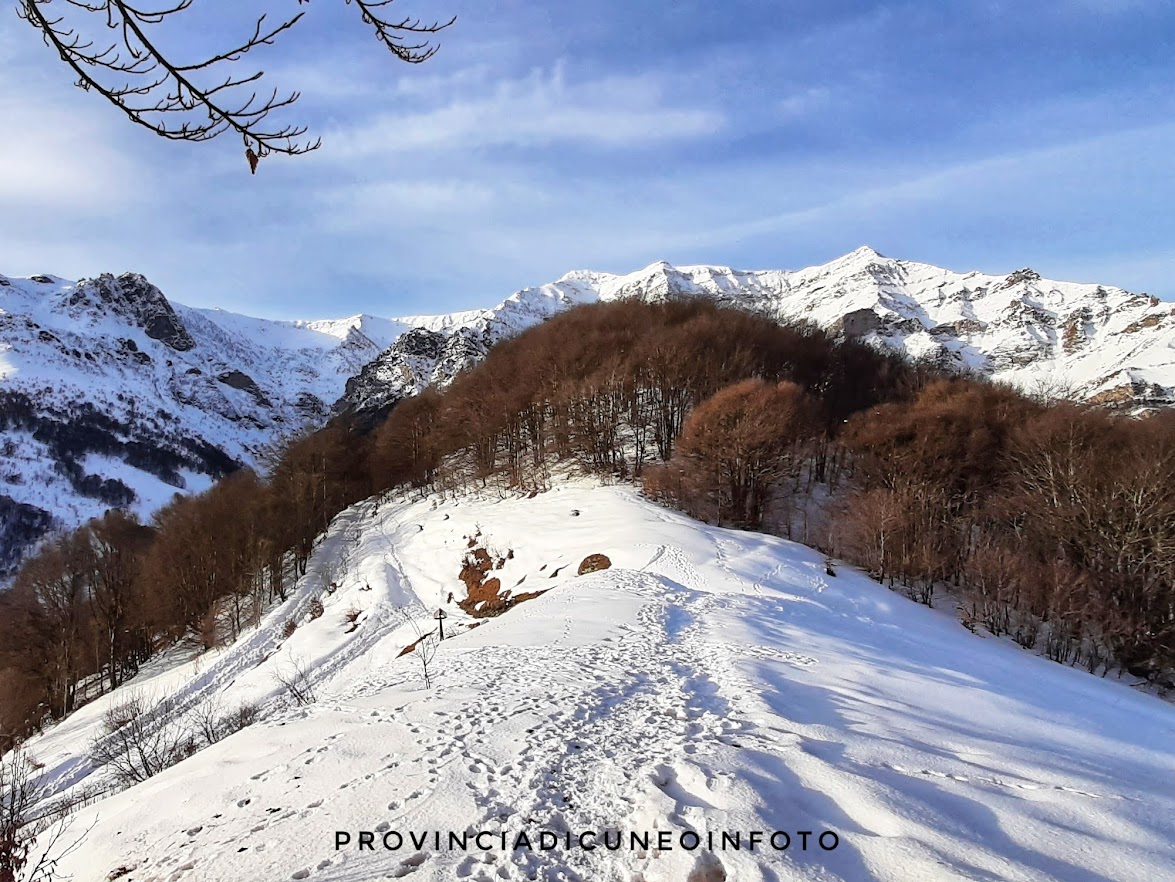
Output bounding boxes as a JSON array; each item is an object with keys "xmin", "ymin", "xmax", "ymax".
[{"xmin": 27, "ymin": 481, "xmax": 1175, "ymax": 882}]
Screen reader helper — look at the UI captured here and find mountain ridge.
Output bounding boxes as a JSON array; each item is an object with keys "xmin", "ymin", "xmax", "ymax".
[
  {"xmin": 3, "ymin": 249, "xmax": 1173, "ymax": 574},
  {"xmin": 337, "ymin": 246, "xmax": 1174, "ymax": 419}
]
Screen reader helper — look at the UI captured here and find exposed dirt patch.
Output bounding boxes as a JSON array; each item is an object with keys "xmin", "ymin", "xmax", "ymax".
[
  {"xmin": 578, "ymin": 554, "xmax": 612, "ymax": 575},
  {"xmin": 1122, "ymin": 313, "xmax": 1164, "ymax": 334},
  {"xmin": 457, "ymin": 536, "xmax": 548, "ymax": 618}
]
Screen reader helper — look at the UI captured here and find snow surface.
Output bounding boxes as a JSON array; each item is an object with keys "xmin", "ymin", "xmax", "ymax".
[{"xmin": 25, "ymin": 481, "xmax": 1175, "ymax": 882}]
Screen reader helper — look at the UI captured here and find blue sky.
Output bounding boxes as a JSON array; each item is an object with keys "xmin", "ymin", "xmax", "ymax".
[{"xmin": 2, "ymin": 0, "xmax": 1174, "ymax": 318}]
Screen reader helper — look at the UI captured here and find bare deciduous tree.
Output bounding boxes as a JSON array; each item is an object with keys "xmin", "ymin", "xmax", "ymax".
[
  {"xmin": 415, "ymin": 631, "xmax": 437, "ymax": 690},
  {"xmin": 88, "ymin": 692, "xmax": 197, "ymax": 788},
  {"xmin": 189, "ymin": 696, "xmax": 259, "ymax": 747},
  {"xmin": 1, "ymin": 745, "xmax": 88, "ymax": 882},
  {"xmin": 16, "ymin": 0, "xmax": 454, "ymax": 169},
  {"xmin": 645, "ymin": 379, "xmax": 820, "ymax": 530}
]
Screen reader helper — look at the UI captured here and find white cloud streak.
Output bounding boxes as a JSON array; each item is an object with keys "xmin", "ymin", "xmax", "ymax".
[{"xmin": 323, "ymin": 62, "xmax": 725, "ymax": 157}]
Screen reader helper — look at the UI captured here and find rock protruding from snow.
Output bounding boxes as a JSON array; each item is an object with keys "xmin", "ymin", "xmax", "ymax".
[
  {"xmin": 333, "ymin": 326, "xmax": 492, "ymax": 424},
  {"xmin": 70, "ymin": 273, "xmax": 197, "ymax": 351}
]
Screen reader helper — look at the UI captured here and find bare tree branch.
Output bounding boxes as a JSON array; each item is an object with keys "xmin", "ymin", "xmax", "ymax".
[
  {"xmin": 15, "ymin": 0, "xmax": 454, "ymax": 169},
  {"xmin": 344, "ymin": 0, "xmax": 456, "ymax": 63}
]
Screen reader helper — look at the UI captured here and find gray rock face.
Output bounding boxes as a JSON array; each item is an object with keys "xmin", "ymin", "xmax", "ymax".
[
  {"xmin": 0, "ymin": 496, "xmax": 54, "ymax": 576},
  {"xmin": 217, "ymin": 370, "xmax": 272, "ymax": 407},
  {"xmin": 841, "ymin": 308, "xmax": 884, "ymax": 338},
  {"xmin": 69, "ymin": 273, "xmax": 197, "ymax": 351},
  {"xmin": 334, "ymin": 326, "xmax": 492, "ymax": 425}
]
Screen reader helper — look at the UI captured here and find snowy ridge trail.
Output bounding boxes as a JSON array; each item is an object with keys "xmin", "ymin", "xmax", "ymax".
[{"xmin": 26, "ymin": 481, "xmax": 1175, "ymax": 882}]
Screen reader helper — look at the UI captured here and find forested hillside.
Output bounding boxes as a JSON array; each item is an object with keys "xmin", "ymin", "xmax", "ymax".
[{"xmin": 3, "ymin": 299, "xmax": 1171, "ymax": 747}]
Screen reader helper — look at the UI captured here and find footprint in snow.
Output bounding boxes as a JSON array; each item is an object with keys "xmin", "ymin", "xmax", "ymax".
[{"xmin": 392, "ymin": 853, "xmax": 428, "ymax": 877}]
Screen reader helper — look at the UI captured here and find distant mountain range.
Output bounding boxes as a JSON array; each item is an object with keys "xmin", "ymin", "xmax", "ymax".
[{"xmin": 3, "ymin": 247, "xmax": 1172, "ymax": 572}]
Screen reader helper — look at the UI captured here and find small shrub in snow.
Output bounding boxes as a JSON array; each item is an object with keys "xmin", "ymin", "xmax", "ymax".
[
  {"xmin": 89, "ymin": 693, "xmax": 195, "ymax": 788},
  {"xmin": 416, "ymin": 632, "xmax": 438, "ymax": 690},
  {"xmin": 308, "ymin": 598, "xmax": 325, "ymax": 621},
  {"xmin": 281, "ymin": 619, "xmax": 297, "ymax": 640},
  {"xmin": 190, "ymin": 698, "xmax": 260, "ymax": 746},
  {"xmin": 274, "ymin": 657, "xmax": 316, "ymax": 707}
]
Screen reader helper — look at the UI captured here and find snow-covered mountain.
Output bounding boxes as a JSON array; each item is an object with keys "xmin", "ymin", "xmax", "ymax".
[
  {"xmin": 23, "ymin": 480, "xmax": 1175, "ymax": 882},
  {"xmin": 0, "ymin": 271, "xmax": 404, "ymax": 574},
  {"xmin": 5, "ymin": 249, "xmax": 1174, "ymax": 573},
  {"xmin": 334, "ymin": 246, "xmax": 1175, "ymax": 419}
]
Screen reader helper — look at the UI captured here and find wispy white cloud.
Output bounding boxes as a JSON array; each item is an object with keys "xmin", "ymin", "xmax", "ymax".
[
  {"xmin": 322, "ymin": 62, "xmax": 725, "ymax": 157},
  {"xmin": 0, "ymin": 73, "xmax": 142, "ymax": 212},
  {"xmin": 777, "ymin": 86, "xmax": 833, "ymax": 120},
  {"xmin": 2, "ymin": 0, "xmax": 1174, "ymax": 316}
]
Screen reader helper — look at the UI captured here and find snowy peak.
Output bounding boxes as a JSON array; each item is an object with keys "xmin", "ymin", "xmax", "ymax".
[
  {"xmin": 1, "ymin": 271, "xmax": 195, "ymax": 351},
  {"xmin": 0, "ymin": 272, "xmax": 395, "ymax": 575},
  {"xmin": 548, "ymin": 253, "xmax": 1173, "ymax": 408},
  {"xmin": 70, "ymin": 272, "xmax": 196, "ymax": 351}
]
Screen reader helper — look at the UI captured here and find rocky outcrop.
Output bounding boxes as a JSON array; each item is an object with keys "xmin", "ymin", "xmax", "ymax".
[
  {"xmin": 216, "ymin": 370, "xmax": 272, "ymax": 407},
  {"xmin": 333, "ymin": 326, "xmax": 492, "ymax": 425},
  {"xmin": 578, "ymin": 554, "xmax": 612, "ymax": 575},
  {"xmin": 0, "ymin": 496, "xmax": 54, "ymax": 578},
  {"xmin": 840, "ymin": 308, "xmax": 884, "ymax": 338},
  {"xmin": 69, "ymin": 273, "xmax": 196, "ymax": 351}
]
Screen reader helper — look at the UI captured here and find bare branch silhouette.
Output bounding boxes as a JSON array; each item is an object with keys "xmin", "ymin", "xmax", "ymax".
[{"xmin": 16, "ymin": 0, "xmax": 454, "ymax": 169}]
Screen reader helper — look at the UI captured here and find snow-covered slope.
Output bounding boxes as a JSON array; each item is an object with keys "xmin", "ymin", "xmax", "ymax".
[
  {"xmin": 24, "ymin": 481, "xmax": 1175, "ymax": 882},
  {"xmin": 0, "ymin": 271, "xmax": 401, "ymax": 573},
  {"xmin": 582, "ymin": 248, "xmax": 1174, "ymax": 409}
]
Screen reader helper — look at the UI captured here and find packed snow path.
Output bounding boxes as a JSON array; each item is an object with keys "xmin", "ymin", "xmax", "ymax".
[{"xmin": 33, "ymin": 482, "xmax": 1175, "ymax": 882}]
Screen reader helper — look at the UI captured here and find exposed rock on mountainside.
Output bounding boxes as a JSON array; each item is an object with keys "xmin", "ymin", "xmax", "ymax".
[
  {"xmin": 334, "ymin": 326, "xmax": 491, "ymax": 426},
  {"xmin": 67, "ymin": 272, "xmax": 197, "ymax": 351}
]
